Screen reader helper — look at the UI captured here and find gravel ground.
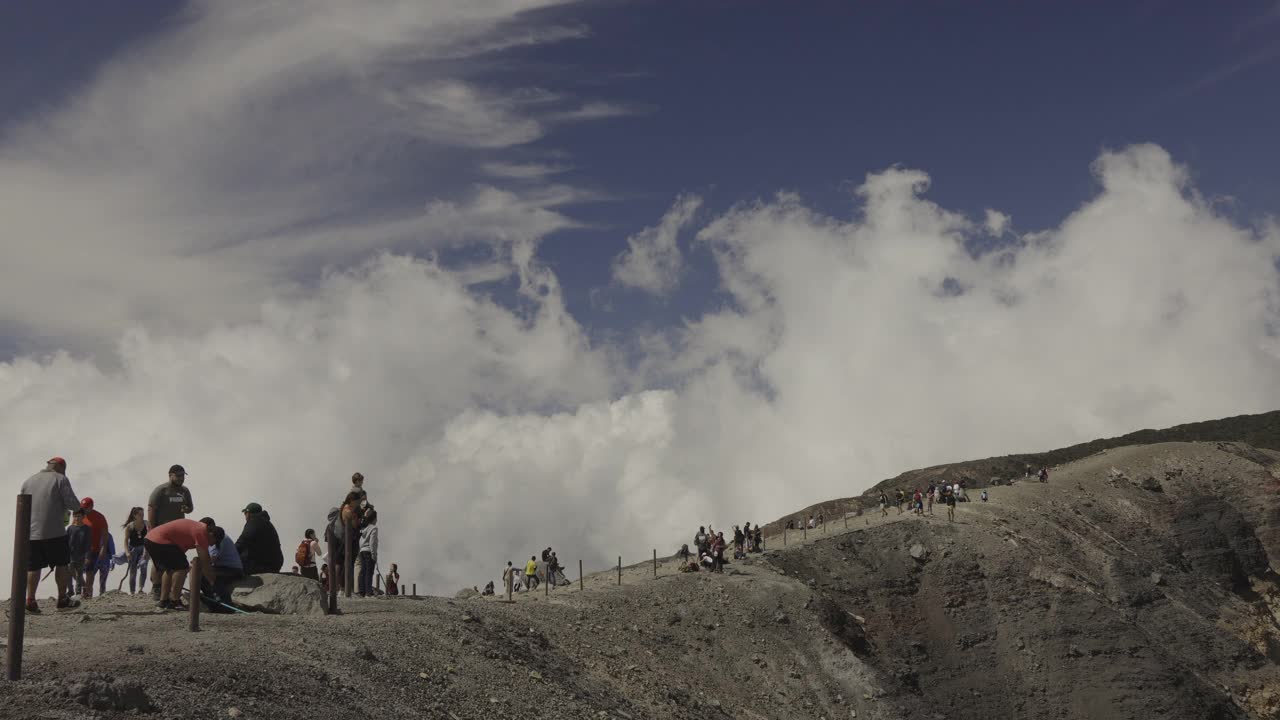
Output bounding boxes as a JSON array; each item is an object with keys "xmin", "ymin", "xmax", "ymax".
[{"xmin": 2, "ymin": 440, "xmax": 1278, "ymax": 719}]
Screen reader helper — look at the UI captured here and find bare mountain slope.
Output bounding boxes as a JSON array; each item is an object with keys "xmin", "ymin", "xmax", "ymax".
[{"xmin": 3, "ymin": 441, "xmax": 1279, "ymax": 719}]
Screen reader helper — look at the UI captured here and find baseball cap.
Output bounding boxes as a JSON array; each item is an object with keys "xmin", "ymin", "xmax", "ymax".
[
  {"xmin": 242, "ymin": 502, "xmax": 263, "ymax": 514},
  {"xmin": 48, "ymin": 456, "xmax": 66, "ymax": 467},
  {"xmin": 80, "ymin": 497, "xmax": 94, "ymax": 509},
  {"xmin": 169, "ymin": 464, "xmax": 187, "ymax": 475}
]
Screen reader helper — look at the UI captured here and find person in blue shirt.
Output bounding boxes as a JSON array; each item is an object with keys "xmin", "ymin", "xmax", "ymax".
[{"xmin": 200, "ymin": 517, "xmax": 244, "ymax": 610}]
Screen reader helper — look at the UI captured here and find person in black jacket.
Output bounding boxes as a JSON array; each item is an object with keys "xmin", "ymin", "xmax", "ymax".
[{"xmin": 235, "ymin": 503, "xmax": 283, "ymax": 574}]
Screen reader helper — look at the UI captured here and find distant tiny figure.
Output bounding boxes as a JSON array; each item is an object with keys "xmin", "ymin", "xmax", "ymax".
[
  {"xmin": 525, "ymin": 556, "xmax": 539, "ymax": 591},
  {"xmin": 386, "ymin": 563, "xmax": 400, "ymax": 596},
  {"xmin": 1039, "ymin": 467, "xmax": 1049, "ymax": 483},
  {"xmin": 291, "ymin": 565, "xmax": 300, "ymax": 575},
  {"xmin": 879, "ymin": 492, "xmax": 889, "ymax": 518},
  {"xmin": 946, "ymin": 491, "xmax": 957, "ymax": 522},
  {"xmin": 981, "ymin": 490, "xmax": 989, "ymax": 503}
]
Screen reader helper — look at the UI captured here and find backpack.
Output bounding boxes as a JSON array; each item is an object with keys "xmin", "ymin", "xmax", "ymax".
[
  {"xmin": 295, "ymin": 540, "xmax": 312, "ymax": 567},
  {"xmin": 323, "ymin": 507, "xmax": 342, "ymax": 545}
]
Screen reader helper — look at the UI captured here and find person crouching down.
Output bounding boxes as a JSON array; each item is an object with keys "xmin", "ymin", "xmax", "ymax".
[{"xmin": 144, "ymin": 518, "xmax": 215, "ymax": 611}]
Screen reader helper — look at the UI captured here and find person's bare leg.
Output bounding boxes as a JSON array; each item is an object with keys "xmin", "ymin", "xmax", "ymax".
[
  {"xmin": 26, "ymin": 570, "xmax": 39, "ymax": 602},
  {"xmin": 54, "ymin": 565, "xmax": 70, "ymax": 602},
  {"xmin": 170, "ymin": 570, "xmax": 188, "ymax": 603},
  {"xmin": 83, "ymin": 568, "xmax": 97, "ymax": 598}
]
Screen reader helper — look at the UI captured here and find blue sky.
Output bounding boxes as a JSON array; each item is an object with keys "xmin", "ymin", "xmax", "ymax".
[
  {"xmin": 3, "ymin": 1, "xmax": 1277, "ymax": 345},
  {"xmin": 2, "ymin": 1, "xmax": 1279, "ymax": 591}
]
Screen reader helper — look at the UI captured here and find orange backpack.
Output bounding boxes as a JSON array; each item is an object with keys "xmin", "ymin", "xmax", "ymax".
[{"xmin": 295, "ymin": 540, "xmax": 312, "ymax": 567}]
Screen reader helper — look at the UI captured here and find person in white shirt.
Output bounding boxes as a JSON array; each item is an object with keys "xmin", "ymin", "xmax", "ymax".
[{"xmin": 357, "ymin": 510, "xmax": 379, "ymax": 597}]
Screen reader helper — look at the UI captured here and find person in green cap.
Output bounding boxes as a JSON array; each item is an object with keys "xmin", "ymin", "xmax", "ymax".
[{"xmin": 234, "ymin": 502, "xmax": 283, "ymax": 575}]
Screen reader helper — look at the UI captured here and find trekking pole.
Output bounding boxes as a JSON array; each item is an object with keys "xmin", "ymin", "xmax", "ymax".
[
  {"xmin": 7, "ymin": 494, "xmax": 32, "ymax": 681},
  {"xmin": 188, "ymin": 556, "xmax": 201, "ymax": 632},
  {"xmin": 327, "ymin": 534, "xmax": 338, "ymax": 615},
  {"xmin": 579, "ymin": 560, "xmax": 583, "ymax": 592}
]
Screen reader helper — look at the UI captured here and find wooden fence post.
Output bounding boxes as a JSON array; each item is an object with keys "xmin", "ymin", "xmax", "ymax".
[
  {"xmin": 579, "ymin": 560, "xmax": 584, "ymax": 592},
  {"xmin": 344, "ymin": 526, "xmax": 354, "ymax": 599},
  {"xmin": 653, "ymin": 549, "xmax": 657, "ymax": 577},
  {"xmin": 617, "ymin": 556, "xmax": 621, "ymax": 586},
  {"xmin": 188, "ymin": 555, "xmax": 201, "ymax": 632},
  {"xmin": 327, "ymin": 534, "xmax": 338, "ymax": 615},
  {"xmin": 412, "ymin": 583, "xmax": 416, "ymax": 598},
  {"xmin": 7, "ymin": 494, "xmax": 31, "ymax": 681},
  {"xmin": 783, "ymin": 527, "xmax": 787, "ymax": 546}
]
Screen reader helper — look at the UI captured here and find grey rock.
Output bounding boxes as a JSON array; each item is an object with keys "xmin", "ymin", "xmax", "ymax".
[
  {"xmin": 230, "ymin": 573, "xmax": 328, "ymax": 615},
  {"xmin": 67, "ymin": 675, "xmax": 155, "ymax": 713},
  {"xmin": 909, "ymin": 544, "xmax": 928, "ymax": 561}
]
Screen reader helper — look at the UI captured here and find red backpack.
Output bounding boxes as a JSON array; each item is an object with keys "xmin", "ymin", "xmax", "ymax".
[{"xmin": 295, "ymin": 540, "xmax": 312, "ymax": 567}]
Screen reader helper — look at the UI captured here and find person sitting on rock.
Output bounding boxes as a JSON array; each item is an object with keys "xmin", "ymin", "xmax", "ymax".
[
  {"xmin": 202, "ymin": 518, "xmax": 244, "ymax": 610},
  {"xmin": 235, "ymin": 502, "xmax": 283, "ymax": 575},
  {"xmin": 145, "ymin": 518, "xmax": 215, "ymax": 611}
]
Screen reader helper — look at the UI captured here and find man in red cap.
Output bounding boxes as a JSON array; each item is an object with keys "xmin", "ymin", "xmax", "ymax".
[
  {"xmin": 79, "ymin": 497, "xmax": 109, "ymax": 599},
  {"xmin": 19, "ymin": 457, "xmax": 82, "ymax": 612}
]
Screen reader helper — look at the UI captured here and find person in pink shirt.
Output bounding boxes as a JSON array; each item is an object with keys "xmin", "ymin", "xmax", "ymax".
[{"xmin": 144, "ymin": 518, "xmax": 215, "ymax": 610}]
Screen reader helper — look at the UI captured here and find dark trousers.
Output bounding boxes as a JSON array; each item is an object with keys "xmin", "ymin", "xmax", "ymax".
[
  {"xmin": 201, "ymin": 566, "xmax": 244, "ymax": 605},
  {"xmin": 358, "ymin": 551, "xmax": 376, "ymax": 596},
  {"xmin": 300, "ymin": 565, "xmax": 319, "ymax": 581}
]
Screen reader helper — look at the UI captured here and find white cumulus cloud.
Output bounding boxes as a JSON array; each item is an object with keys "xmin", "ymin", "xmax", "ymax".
[{"xmin": 611, "ymin": 194, "xmax": 703, "ymax": 295}]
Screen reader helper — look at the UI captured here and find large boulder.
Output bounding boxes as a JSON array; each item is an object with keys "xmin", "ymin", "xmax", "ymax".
[{"xmin": 230, "ymin": 574, "xmax": 328, "ymax": 615}]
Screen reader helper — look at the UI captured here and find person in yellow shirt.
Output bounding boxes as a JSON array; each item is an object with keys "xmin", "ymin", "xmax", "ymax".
[{"xmin": 524, "ymin": 556, "xmax": 539, "ymax": 591}]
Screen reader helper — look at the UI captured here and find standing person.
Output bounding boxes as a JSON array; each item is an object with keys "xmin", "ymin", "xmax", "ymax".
[
  {"xmin": 733, "ymin": 526, "xmax": 745, "ymax": 559},
  {"xmin": 147, "ymin": 464, "xmax": 193, "ymax": 600},
  {"xmin": 66, "ymin": 509, "xmax": 90, "ymax": 598},
  {"xmin": 946, "ymin": 489, "xmax": 957, "ymax": 522},
  {"xmin": 328, "ymin": 491, "xmax": 363, "ymax": 591},
  {"xmin": 895, "ymin": 489, "xmax": 905, "ymax": 514},
  {"xmin": 144, "ymin": 518, "xmax": 214, "ymax": 611},
  {"xmin": 1039, "ymin": 467, "xmax": 1049, "ymax": 483},
  {"xmin": 296, "ymin": 529, "xmax": 323, "ymax": 581},
  {"xmin": 385, "ymin": 563, "xmax": 400, "ymax": 596},
  {"xmin": 981, "ymin": 490, "xmax": 989, "ymax": 503},
  {"xmin": 235, "ymin": 503, "xmax": 284, "ymax": 575},
  {"xmin": 122, "ymin": 507, "xmax": 149, "ymax": 595},
  {"xmin": 879, "ymin": 492, "xmax": 889, "ymax": 517},
  {"xmin": 92, "ymin": 531, "xmax": 116, "ymax": 596},
  {"xmin": 320, "ymin": 564, "xmax": 330, "ymax": 593},
  {"xmin": 22, "ymin": 457, "xmax": 82, "ymax": 612},
  {"xmin": 79, "ymin": 498, "xmax": 110, "ymax": 599},
  {"xmin": 503, "ymin": 561, "xmax": 516, "ymax": 593},
  {"xmin": 524, "ymin": 556, "xmax": 538, "ymax": 591},
  {"xmin": 357, "ymin": 510, "xmax": 379, "ymax": 597}
]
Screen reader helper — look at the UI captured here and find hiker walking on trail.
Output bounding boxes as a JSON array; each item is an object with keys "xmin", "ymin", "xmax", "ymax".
[
  {"xmin": 895, "ymin": 489, "xmax": 905, "ymax": 514},
  {"xmin": 148, "ymin": 464, "xmax": 193, "ymax": 600},
  {"xmin": 79, "ymin": 497, "xmax": 109, "ymax": 599},
  {"xmin": 145, "ymin": 518, "xmax": 215, "ymax": 611},
  {"xmin": 90, "ymin": 530, "xmax": 115, "ymax": 596},
  {"xmin": 1038, "ymin": 467, "xmax": 1049, "ymax": 483},
  {"xmin": 22, "ymin": 457, "xmax": 82, "ymax": 612},
  {"xmin": 297, "ymin": 529, "xmax": 323, "ymax": 581},
  {"xmin": 358, "ymin": 510, "xmax": 379, "ymax": 597},
  {"xmin": 879, "ymin": 492, "xmax": 889, "ymax": 518},
  {"xmin": 122, "ymin": 507, "xmax": 149, "ymax": 595},
  {"xmin": 235, "ymin": 503, "xmax": 284, "ymax": 575}
]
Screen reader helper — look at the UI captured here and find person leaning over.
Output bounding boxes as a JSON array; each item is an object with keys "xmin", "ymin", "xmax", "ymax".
[
  {"xmin": 145, "ymin": 518, "xmax": 214, "ymax": 611},
  {"xmin": 147, "ymin": 464, "xmax": 193, "ymax": 599},
  {"xmin": 21, "ymin": 456, "xmax": 82, "ymax": 612}
]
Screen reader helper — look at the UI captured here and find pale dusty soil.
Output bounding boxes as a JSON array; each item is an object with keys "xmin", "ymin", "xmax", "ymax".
[{"xmin": 2, "ymin": 440, "xmax": 1279, "ymax": 719}]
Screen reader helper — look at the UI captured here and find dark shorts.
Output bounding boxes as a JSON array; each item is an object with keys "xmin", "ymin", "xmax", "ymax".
[
  {"xmin": 28, "ymin": 537, "xmax": 71, "ymax": 571},
  {"xmin": 144, "ymin": 540, "xmax": 189, "ymax": 572}
]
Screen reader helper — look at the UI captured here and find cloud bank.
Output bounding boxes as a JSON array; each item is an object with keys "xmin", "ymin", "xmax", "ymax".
[{"xmin": 2, "ymin": 3, "xmax": 1279, "ymax": 595}]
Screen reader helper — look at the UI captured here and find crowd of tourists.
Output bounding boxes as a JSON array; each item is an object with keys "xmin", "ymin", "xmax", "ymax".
[
  {"xmin": 19, "ymin": 458, "xmax": 397, "ymax": 614},
  {"xmin": 499, "ymin": 546, "xmax": 569, "ymax": 594}
]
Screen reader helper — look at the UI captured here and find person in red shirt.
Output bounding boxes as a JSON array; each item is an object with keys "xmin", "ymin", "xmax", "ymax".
[
  {"xmin": 144, "ymin": 518, "xmax": 215, "ymax": 610},
  {"xmin": 79, "ymin": 498, "xmax": 110, "ymax": 600}
]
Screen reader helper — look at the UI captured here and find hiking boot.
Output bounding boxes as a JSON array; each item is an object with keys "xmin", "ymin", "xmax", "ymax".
[
  {"xmin": 56, "ymin": 597, "xmax": 80, "ymax": 610},
  {"xmin": 157, "ymin": 599, "xmax": 171, "ymax": 610},
  {"xmin": 152, "ymin": 587, "xmax": 162, "ymax": 602},
  {"xmin": 169, "ymin": 601, "xmax": 189, "ymax": 612},
  {"xmin": 25, "ymin": 599, "xmax": 40, "ymax": 614}
]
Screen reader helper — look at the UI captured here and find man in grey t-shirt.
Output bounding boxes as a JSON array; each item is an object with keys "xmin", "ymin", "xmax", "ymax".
[
  {"xmin": 147, "ymin": 464, "xmax": 193, "ymax": 598},
  {"xmin": 20, "ymin": 457, "xmax": 81, "ymax": 612}
]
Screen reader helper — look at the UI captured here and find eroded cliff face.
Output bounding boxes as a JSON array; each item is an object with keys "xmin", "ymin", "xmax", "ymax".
[{"xmin": 772, "ymin": 442, "xmax": 1280, "ymax": 720}]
